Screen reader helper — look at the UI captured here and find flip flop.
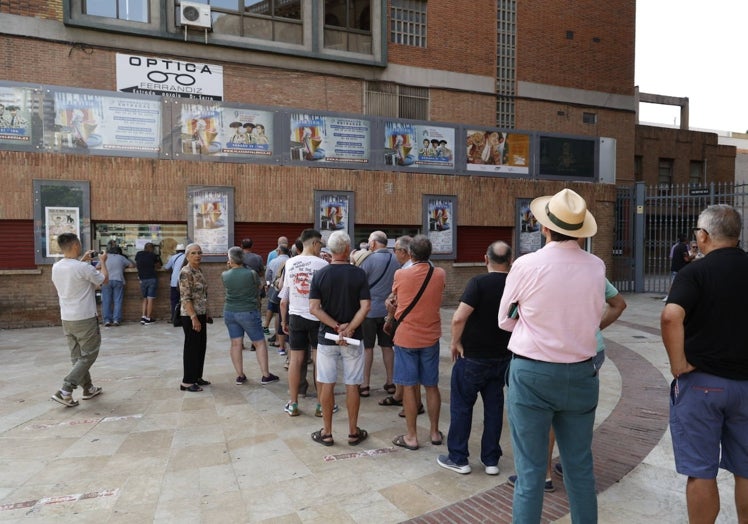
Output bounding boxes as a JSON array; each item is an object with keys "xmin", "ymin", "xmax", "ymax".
[
  {"xmin": 378, "ymin": 395, "xmax": 402, "ymax": 406},
  {"xmin": 348, "ymin": 427, "xmax": 369, "ymax": 446},
  {"xmin": 392, "ymin": 434, "xmax": 419, "ymax": 451},
  {"xmin": 311, "ymin": 429, "xmax": 334, "ymax": 447},
  {"xmin": 431, "ymin": 430, "xmax": 444, "ymax": 445}
]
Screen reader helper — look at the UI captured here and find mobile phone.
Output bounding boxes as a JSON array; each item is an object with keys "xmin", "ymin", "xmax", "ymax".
[{"xmin": 508, "ymin": 302, "xmax": 519, "ymax": 319}]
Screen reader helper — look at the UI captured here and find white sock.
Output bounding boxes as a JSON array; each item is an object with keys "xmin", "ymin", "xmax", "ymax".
[{"xmin": 61, "ymin": 389, "xmax": 72, "ymax": 397}]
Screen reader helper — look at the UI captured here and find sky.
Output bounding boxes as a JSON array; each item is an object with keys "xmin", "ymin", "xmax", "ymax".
[{"xmin": 635, "ymin": 1, "xmax": 748, "ymax": 133}]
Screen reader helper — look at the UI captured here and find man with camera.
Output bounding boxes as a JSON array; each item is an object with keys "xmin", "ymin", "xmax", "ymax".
[{"xmin": 51, "ymin": 233, "xmax": 108, "ymax": 407}]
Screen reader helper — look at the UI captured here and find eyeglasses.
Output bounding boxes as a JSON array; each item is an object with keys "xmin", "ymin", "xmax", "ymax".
[{"xmin": 189, "ymin": 251, "xmax": 203, "ymax": 255}]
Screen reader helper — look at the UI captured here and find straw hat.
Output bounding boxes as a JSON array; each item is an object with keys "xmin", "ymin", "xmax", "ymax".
[
  {"xmin": 175, "ymin": 244, "xmax": 186, "ymax": 251},
  {"xmin": 529, "ymin": 188, "xmax": 597, "ymax": 238}
]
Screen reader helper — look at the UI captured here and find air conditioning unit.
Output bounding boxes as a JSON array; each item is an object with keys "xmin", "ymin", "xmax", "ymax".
[{"xmin": 180, "ymin": 1, "xmax": 211, "ymax": 29}]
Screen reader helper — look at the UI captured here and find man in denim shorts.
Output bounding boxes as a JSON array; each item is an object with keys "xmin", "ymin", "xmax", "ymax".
[
  {"xmin": 389, "ymin": 235, "xmax": 446, "ymax": 450},
  {"xmin": 279, "ymin": 229, "xmax": 327, "ymax": 416},
  {"xmin": 309, "ymin": 230, "xmax": 370, "ymax": 446},
  {"xmin": 662, "ymin": 204, "xmax": 748, "ymax": 523},
  {"xmin": 135, "ymin": 242, "xmax": 161, "ymax": 324}
]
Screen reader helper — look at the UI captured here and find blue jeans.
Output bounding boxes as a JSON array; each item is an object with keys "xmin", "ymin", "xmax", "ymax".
[
  {"xmin": 100, "ymin": 279, "xmax": 125, "ymax": 323},
  {"xmin": 508, "ymin": 356, "xmax": 599, "ymax": 524},
  {"xmin": 447, "ymin": 356, "xmax": 510, "ymax": 467}
]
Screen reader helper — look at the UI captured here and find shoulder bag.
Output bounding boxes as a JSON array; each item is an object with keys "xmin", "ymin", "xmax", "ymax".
[{"xmin": 384, "ymin": 265, "xmax": 434, "ymax": 336}]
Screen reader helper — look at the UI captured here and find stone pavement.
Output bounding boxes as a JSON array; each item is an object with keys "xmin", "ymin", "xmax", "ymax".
[{"xmin": 0, "ymin": 293, "xmax": 739, "ymax": 522}]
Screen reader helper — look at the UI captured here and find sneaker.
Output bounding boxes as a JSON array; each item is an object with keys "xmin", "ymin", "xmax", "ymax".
[
  {"xmin": 278, "ymin": 347, "xmax": 287, "ymax": 356},
  {"xmin": 104, "ymin": 321, "xmax": 112, "ymax": 327},
  {"xmin": 261, "ymin": 373, "xmax": 279, "ymax": 385},
  {"xmin": 263, "ymin": 326, "xmax": 271, "ymax": 335},
  {"xmin": 51, "ymin": 391, "xmax": 78, "ymax": 407},
  {"xmin": 235, "ymin": 375, "xmax": 247, "ymax": 385},
  {"xmin": 314, "ymin": 403, "xmax": 340, "ymax": 417},
  {"xmin": 554, "ymin": 462, "xmax": 563, "ymax": 477},
  {"xmin": 284, "ymin": 401, "xmax": 299, "ymax": 416},
  {"xmin": 82, "ymin": 386, "xmax": 102, "ymax": 400},
  {"xmin": 507, "ymin": 475, "xmax": 554, "ymax": 492},
  {"xmin": 140, "ymin": 316, "xmax": 147, "ymax": 325},
  {"xmin": 113, "ymin": 321, "xmax": 120, "ymax": 327},
  {"xmin": 142, "ymin": 318, "xmax": 155, "ymax": 325},
  {"xmin": 437, "ymin": 455, "xmax": 472, "ymax": 474},
  {"xmin": 482, "ymin": 462, "xmax": 500, "ymax": 475}
]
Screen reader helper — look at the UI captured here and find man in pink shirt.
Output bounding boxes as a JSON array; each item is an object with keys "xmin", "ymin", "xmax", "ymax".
[
  {"xmin": 498, "ymin": 188, "xmax": 605, "ymax": 523},
  {"xmin": 388, "ymin": 235, "xmax": 446, "ymax": 450}
]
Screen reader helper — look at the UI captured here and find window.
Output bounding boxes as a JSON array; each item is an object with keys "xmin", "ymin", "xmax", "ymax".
[
  {"xmin": 689, "ymin": 161, "xmax": 703, "ymax": 186},
  {"xmin": 583, "ymin": 112, "xmax": 597, "ymax": 124},
  {"xmin": 204, "ymin": 0, "xmax": 303, "ymax": 44},
  {"xmin": 85, "ymin": 0, "xmax": 149, "ymax": 22},
  {"xmin": 496, "ymin": 0, "xmax": 516, "ymax": 128},
  {"xmin": 365, "ymin": 82, "xmax": 429, "ymax": 120},
  {"xmin": 390, "ymin": 0, "xmax": 427, "ymax": 47},
  {"xmin": 94, "ymin": 223, "xmax": 187, "ymax": 260},
  {"xmin": 658, "ymin": 158, "xmax": 673, "ymax": 187},
  {"xmin": 324, "ymin": 0, "xmax": 372, "ymax": 53}
]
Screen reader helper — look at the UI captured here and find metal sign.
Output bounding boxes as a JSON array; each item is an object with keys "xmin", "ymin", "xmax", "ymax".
[{"xmin": 116, "ymin": 53, "xmax": 223, "ymax": 101}]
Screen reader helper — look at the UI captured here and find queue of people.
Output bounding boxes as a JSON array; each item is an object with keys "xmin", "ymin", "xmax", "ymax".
[{"xmin": 48, "ymin": 192, "xmax": 747, "ymax": 523}]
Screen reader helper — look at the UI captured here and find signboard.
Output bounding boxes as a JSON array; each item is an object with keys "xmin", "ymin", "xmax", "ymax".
[
  {"xmin": 176, "ymin": 102, "xmax": 274, "ymax": 158},
  {"xmin": 466, "ymin": 129, "xmax": 530, "ymax": 174},
  {"xmin": 116, "ymin": 53, "xmax": 223, "ymax": 101},
  {"xmin": 290, "ymin": 113, "xmax": 371, "ymax": 164},
  {"xmin": 383, "ymin": 122, "xmax": 455, "ymax": 170},
  {"xmin": 51, "ymin": 91, "xmax": 162, "ymax": 154}
]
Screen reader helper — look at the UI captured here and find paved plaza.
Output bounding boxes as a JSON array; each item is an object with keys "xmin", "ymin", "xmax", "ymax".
[{"xmin": 0, "ymin": 293, "xmax": 739, "ymax": 522}]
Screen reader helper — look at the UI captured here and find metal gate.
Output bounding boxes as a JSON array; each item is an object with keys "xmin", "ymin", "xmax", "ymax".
[{"xmin": 612, "ymin": 181, "xmax": 748, "ymax": 293}]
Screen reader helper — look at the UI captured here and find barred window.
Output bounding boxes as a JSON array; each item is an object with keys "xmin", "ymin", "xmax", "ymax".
[
  {"xmin": 365, "ymin": 82, "xmax": 429, "ymax": 120},
  {"xmin": 390, "ymin": 0, "xmax": 427, "ymax": 47},
  {"xmin": 496, "ymin": 0, "xmax": 516, "ymax": 128}
]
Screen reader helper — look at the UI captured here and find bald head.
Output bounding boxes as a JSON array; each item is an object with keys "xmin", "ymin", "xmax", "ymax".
[{"xmin": 486, "ymin": 241, "xmax": 512, "ymax": 270}]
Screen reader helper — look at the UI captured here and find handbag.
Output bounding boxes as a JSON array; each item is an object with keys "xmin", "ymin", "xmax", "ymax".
[
  {"xmin": 171, "ymin": 303, "xmax": 182, "ymax": 327},
  {"xmin": 384, "ymin": 265, "xmax": 434, "ymax": 336}
]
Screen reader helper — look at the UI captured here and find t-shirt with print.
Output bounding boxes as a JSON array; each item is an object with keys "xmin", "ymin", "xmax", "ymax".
[{"xmin": 278, "ymin": 255, "xmax": 328, "ymax": 321}]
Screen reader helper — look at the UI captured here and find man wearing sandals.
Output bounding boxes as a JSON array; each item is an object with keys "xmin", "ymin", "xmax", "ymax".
[
  {"xmin": 389, "ymin": 235, "xmax": 446, "ymax": 450},
  {"xmin": 359, "ymin": 230, "xmax": 399, "ymax": 398},
  {"xmin": 309, "ymin": 231, "xmax": 371, "ymax": 446}
]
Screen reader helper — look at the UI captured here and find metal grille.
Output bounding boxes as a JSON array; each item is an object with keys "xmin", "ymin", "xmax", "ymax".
[
  {"xmin": 364, "ymin": 81, "xmax": 428, "ymax": 119},
  {"xmin": 612, "ymin": 182, "xmax": 748, "ymax": 294},
  {"xmin": 390, "ymin": 0, "xmax": 427, "ymax": 47},
  {"xmin": 496, "ymin": 0, "xmax": 516, "ymax": 128}
]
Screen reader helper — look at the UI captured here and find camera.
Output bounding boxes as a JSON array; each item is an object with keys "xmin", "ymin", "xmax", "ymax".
[{"xmin": 89, "ymin": 250, "xmax": 100, "ymax": 257}]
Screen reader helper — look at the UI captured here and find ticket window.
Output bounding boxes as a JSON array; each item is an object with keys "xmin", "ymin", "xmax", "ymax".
[{"xmin": 94, "ymin": 223, "xmax": 188, "ymax": 261}]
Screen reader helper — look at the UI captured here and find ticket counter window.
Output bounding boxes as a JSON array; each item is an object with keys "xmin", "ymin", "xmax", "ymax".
[{"xmin": 94, "ymin": 223, "xmax": 187, "ymax": 261}]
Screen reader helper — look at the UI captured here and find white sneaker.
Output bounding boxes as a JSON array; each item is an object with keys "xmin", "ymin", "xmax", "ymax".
[
  {"xmin": 82, "ymin": 386, "xmax": 102, "ymax": 400},
  {"xmin": 482, "ymin": 462, "xmax": 500, "ymax": 475},
  {"xmin": 51, "ymin": 391, "xmax": 79, "ymax": 407}
]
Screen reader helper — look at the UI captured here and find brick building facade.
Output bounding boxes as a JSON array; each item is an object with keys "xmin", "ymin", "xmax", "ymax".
[{"xmin": 0, "ymin": 1, "xmax": 633, "ymax": 327}]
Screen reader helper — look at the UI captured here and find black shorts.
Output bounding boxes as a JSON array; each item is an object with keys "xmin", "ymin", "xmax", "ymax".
[
  {"xmin": 288, "ymin": 314, "xmax": 320, "ymax": 351},
  {"xmin": 362, "ymin": 316, "xmax": 393, "ymax": 348}
]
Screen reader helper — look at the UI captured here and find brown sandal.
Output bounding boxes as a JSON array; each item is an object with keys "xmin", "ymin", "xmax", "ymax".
[
  {"xmin": 348, "ymin": 427, "xmax": 369, "ymax": 446},
  {"xmin": 358, "ymin": 385, "xmax": 370, "ymax": 397},
  {"xmin": 311, "ymin": 429, "xmax": 334, "ymax": 446},
  {"xmin": 383, "ymin": 383, "xmax": 396, "ymax": 394}
]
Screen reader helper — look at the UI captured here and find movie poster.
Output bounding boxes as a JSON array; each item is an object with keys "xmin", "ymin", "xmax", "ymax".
[
  {"xmin": 0, "ymin": 86, "xmax": 34, "ymax": 145},
  {"xmin": 517, "ymin": 198, "xmax": 543, "ymax": 256},
  {"xmin": 316, "ymin": 191, "xmax": 354, "ymax": 243},
  {"xmin": 189, "ymin": 188, "xmax": 231, "ymax": 257},
  {"xmin": 45, "ymin": 207, "xmax": 80, "ymax": 257}
]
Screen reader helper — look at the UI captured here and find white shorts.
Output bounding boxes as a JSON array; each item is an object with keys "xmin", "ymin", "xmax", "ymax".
[{"xmin": 316, "ymin": 342, "xmax": 364, "ymax": 385}]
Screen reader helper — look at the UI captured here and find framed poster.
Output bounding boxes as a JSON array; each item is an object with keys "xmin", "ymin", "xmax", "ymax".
[
  {"xmin": 383, "ymin": 121, "xmax": 456, "ymax": 170},
  {"xmin": 33, "ymin": 179, "xmax": 91, "ymax": 264},
  {"xmin": 314, "ymin": 190, "xmax": 355, "ymax": 244},
  {"xmin": 537, "ymin": 135, "xmax": 597, "ymax": 180},
  {"xmin": 516, "ymin": 198, "xmax": 544, "ymax": 256},
  {"xmin": 423, "ymin": 195, "xmax": 457, "ymax": 260},
  {"xmin": 465, "ymin": 129, "xmax": 531, "ymax": 175},
  {"xmin": 187, "ymin": 186, "xmax": 234, "ymax": 261},
  {"xmin": 0, "ymin": 84, "xmax": 38, "ymax": 150},
  {"xmin": 290, "ymin": 113, "xmax": 371, "ymax": 165},
  {"xmin": 45, "ymin": 207, "xmax": 80, "ymax": 257}
]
